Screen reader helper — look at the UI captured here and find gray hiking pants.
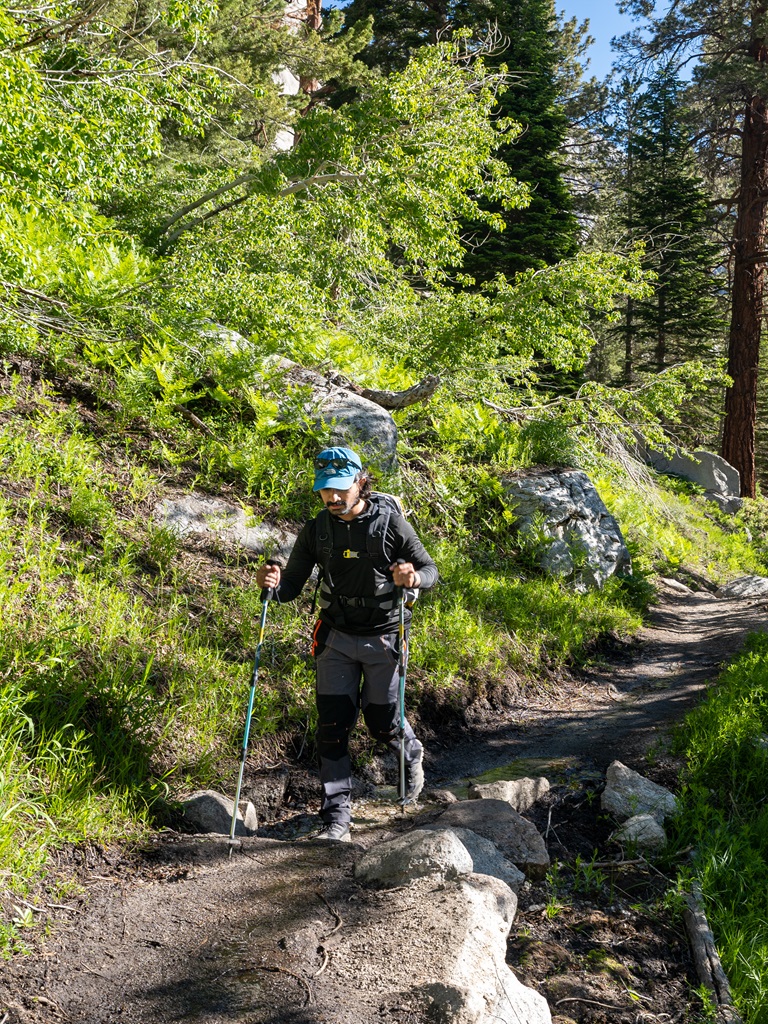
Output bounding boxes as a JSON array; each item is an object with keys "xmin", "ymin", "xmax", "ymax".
[{"xmin": 313, "ymin": 625, "xmax": 422, "ymax": 826}]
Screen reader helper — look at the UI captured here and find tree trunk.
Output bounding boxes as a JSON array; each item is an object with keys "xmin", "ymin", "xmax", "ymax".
[
  {"xmin": 656, "ymin": 284, "xmax": 666, "ymax": 371},
  {"xmin": 299, "ymin": 0, "xmax": 323, "ymax": 96},
  {"xmin": 722, "ymin": 75, "xmax": 768, "ymax": 497},
  {"xmin": 624, "ymin": 296, "xmax": 634, "ymax": 384}
]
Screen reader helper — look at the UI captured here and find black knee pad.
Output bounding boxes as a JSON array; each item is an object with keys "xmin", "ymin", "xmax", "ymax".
[
  {"xmin": 362, "ymin": 701, "xmax": 398, "ymax": 744},
  {"xmin": 316, "ymin": 694, "xmax": 358, "ymax": 758}
]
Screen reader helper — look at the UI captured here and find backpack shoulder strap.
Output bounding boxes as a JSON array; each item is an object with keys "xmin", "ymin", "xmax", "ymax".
[
  {"xmin": 366, "ymin": 492, "xmax": 404, "ymax": 565},
  {"xmin": 315, "ymin": 507, "xmax": 333, "ymax": 572},
  {"xmin": 311, "ymin": 509, "xmax": 333, "ymax": 614}
]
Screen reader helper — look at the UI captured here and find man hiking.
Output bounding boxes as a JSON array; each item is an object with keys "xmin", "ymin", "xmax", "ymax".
[{"xmin": 255, "ymin": 446, "xmax": 438, "ymax": 842}]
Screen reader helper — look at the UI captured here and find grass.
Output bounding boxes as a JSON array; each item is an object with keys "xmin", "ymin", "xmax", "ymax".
[
  {"xmin": 596, "ymin": 467, "xmax": 765, "ymax": 582},
  {"xmin": 412, "ymin": 541, "xmax": 643, "ymax": 685},
  {"xmin": 670, "ymin": 632, "xmax": 768, "ymax": 1024}
]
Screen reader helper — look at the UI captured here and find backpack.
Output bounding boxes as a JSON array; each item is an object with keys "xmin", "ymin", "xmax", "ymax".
[{"xmin": 312, "ymin": 493, "xmax": 414, "ymax": 614}]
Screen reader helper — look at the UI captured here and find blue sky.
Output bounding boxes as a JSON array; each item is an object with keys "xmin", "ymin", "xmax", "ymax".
[{"xmin": 556, "ymin": 0, "xmax": 636, "ymax": 80}]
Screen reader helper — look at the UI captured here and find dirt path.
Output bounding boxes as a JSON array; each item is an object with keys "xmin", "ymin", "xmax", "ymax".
[
  {"xmin": 1, "ymin": 583, "xmax": 766, "ymax": 1024},
  {"xmin": 428, "ymin": 580, "xmax": 768, "ymax": 788}
]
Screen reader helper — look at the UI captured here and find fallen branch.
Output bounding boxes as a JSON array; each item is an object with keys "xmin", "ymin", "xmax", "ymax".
[
  {"xmin": 683, "ymin": 881, "xmax": 742, "ymax": 1023},
  {"xmin": 316, "ymin": 891, "xmax": 343, "ymax": 936},
  {"xmin": 586, "ymin": 858, "xmax": 647, "ymax": 869},
  {"xmin": 78, "ymin": 962, "xmax": 113, "ymax": 981},
  {"xmin": 172, "ymin": 403, "xmax": 216, "ymax": 438},
  {"xmin": 0, "ymin": 280, "xmax": 69, "ymax": 309},
  {"xmin": 12, "ymin": 896, "xmax": 79, "ymax": 914},
  {"xmin": 255, "ymin": 964, "xmax": 312, "ymax": 1006},
  {"xmin": 554, "ymin": 995, "xmax": 628, "ymax": 1011},
  {"xmin": 312, "ymin": 946, "xmax": 330, "ymax": 977},
  {"xmin": 360, "ymin": 375, "xmax": 441, "ymax": 410},
  {"xmin": 328, "ymin": 372, "xmax": 441, "ymax": 410}
]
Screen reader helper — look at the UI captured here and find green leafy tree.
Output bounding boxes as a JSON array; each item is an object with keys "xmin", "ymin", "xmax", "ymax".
[
  {"xmin": 155, "ymin": 40, "xmax": 528, "ymax": 309},
  {"xmin": 104, "ymin": 1, "xmax": 373, "ymax": 243},
  {"xmin": 341, "ymin": 0, "xmax": 580, "ymax": 278},
  {"xmin": 0, "ymin": 1, "xmax": 222, "ymax": 349}
]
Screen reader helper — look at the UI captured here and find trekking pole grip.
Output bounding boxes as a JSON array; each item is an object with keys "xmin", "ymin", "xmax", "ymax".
[{"xmin": 261, "ymin": 558, "xmax": 282, "ymax": 602}]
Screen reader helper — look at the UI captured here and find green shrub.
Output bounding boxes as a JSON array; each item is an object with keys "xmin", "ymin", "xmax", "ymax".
[{"xmin": 671, "ymin": 633, "xmax": 768, "ymax": 1022}]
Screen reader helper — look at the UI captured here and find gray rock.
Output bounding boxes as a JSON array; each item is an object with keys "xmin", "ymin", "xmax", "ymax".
[
  {"xmin": 426, "ymin": 788, "xmax": 459, "ymax": 804},
  {"xmin": 502, "ymin": 469, "xmax": 631, "ymax": 590},
  {"xmin": 189, "ymin": 331, "xmax": 401, "ymax": 472},
  {"xmin": 706, "ymin": 492, "xmax": 743, "ymax": 514},
  {"xmin": 340, "ymin": 873, "xmax": 550, "ymax": 1024},
  {"xmin": 419, "ymin": 825, "xmax": 526, "ymax": 892},
  {"xmin": 264, "ymin": 356, "xmax": 398, "ymax": 473},
  {"xmin": 601, "ymin": 761, "xmax": 678, "ymax": 824},
  {"xmin": 539, "ymin": 538, "xmax": 574, "ymax": 577},
  {"xmin": 717, "ymin": 575, "xmax": 768, "ymax": 598},
  {"xmin": 182, "ymin": 790, "xmax": 257, "ymax": 836},
  {"xmin": 316, "ymin": 390, "xmax": 398, "ymax": 474},
  {"xmin": 611, "ymin": 813, "xmax": 667, "ymax": 851},
  {"xmin": 640, "ymin": 446, "xmax": 742, "ymax": 513},
  {"xmin": 155, "ymin": 493, "xmax": 297, "ymax": 560},
  {"xmin": 468, "ymin": 776, "xmax": 550, "ymax": 814},
  {"xmin": 355, "ymin": 829, "xmax": 473, "ymax": 886},
  {"xmin": 435, "ymin": 799, "xmax": 550, "ymax": 880},
  {"xmin": 660, "ymin": 577, "xmax": 693, "ymax": 594},
  {"xmin": 646, "ymin": 447, "xmax": 739, "ymax": 497},
  {"xmin": 415, "ymin": 875, "xmax": 547, "ymax": 1024},
  {"xmin": 200, "ymin": 323, "xmax": 253, "ymax": 355}
]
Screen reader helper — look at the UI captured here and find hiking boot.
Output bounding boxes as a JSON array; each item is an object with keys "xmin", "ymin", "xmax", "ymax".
[
  {"xmin": 314, "ymin": 821, "xmax": 351, "ymax": 842},
  {"xmin": 404, "ymin": 749, "xmax": 425, "ymax": 803}
]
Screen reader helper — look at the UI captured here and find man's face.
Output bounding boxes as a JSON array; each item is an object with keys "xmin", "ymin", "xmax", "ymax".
[{"xmin": 319, "ymin": 479, "xmax": 362, "ymax": 517}]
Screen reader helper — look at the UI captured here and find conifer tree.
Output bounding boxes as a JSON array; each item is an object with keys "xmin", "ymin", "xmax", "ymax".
[
  {"xmin": 625, "ymin": 69, "xmax": 726, "ymax": 375},
  {"xmin": 617, "ymin": 0, "xmax": 768, "ymax": 496},
  {"xmin": 341, "ymin": 0, "xmax": 579, "ymax": 278}
]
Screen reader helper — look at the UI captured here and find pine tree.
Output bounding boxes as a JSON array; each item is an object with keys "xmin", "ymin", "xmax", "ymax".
[
  {"xmin": 617, "ymin": 0, "xmax": 768, "ymax": 496},
  {"xmin": 462, "ymin": 0, "xmax": 580, "ymax": 279},
  {"xmin": 626, "ymin": 69, "xmax": 726, "ymax": 375},
  {"xmin": 336, "ymin": 0, "xmax": 449, "ymax": 72}
]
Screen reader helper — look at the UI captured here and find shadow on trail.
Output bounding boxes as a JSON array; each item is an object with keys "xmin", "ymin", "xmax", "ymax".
[
  {"xmin": 428, "ymin": 589, "xmax": 768, "ymax": 785},
  {"xmin": 28, "ymin": 839, "xmax": 362, "ymax": 1024}
]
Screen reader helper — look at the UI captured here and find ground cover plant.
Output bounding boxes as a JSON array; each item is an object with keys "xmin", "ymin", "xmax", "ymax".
[{"xmin": 670, "ymin": 633, "xmax": 768, "ymax": 1023}]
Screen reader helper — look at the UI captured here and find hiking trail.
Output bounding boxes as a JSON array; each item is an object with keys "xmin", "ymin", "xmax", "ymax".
[{"xmin": 1, "ymin": 581, "xmax": 765, "ymax": 1024}]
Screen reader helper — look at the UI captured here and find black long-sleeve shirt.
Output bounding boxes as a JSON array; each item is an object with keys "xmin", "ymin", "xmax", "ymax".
[{"xmin": 274, "ymin": 499, "xmax": 438, "ymax": 635}]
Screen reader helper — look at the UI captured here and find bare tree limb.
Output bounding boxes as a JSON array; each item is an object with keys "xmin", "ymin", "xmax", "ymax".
[
  {"xmin": 328, "ymin": 372, "xmax": 441, "ymax": 409},
  {"xmin": 683, "ymin": 881, "xmax": 742, "ymax": 1024}
]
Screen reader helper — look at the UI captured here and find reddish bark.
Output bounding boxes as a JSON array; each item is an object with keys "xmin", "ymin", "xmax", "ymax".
[
  {"xmin": 299, "ymin": 0, "xmax": 323, "ymax": 97},
  {"xmin": 722, "ymin": 32, "xmax": 768, "ymax": 497}
]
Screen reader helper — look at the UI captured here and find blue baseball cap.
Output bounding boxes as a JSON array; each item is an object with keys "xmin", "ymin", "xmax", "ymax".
[{"xmin": 312, "ymin": 446, "xmax": 363, "ymax": 491}]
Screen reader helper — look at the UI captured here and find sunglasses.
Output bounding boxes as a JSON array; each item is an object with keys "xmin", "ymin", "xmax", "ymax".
[{"xmin": 313, "ymin": 456, "xmax": 359, "ymax": 472}]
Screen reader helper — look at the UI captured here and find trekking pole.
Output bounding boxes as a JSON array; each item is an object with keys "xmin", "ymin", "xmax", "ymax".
[
  {"xmin": 395, "ymin": 559, "xmax": 408, "ymax": 816},
  {"xmin": 228, "ymin": 558, "xmax": 281, "ymax": 850}
]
